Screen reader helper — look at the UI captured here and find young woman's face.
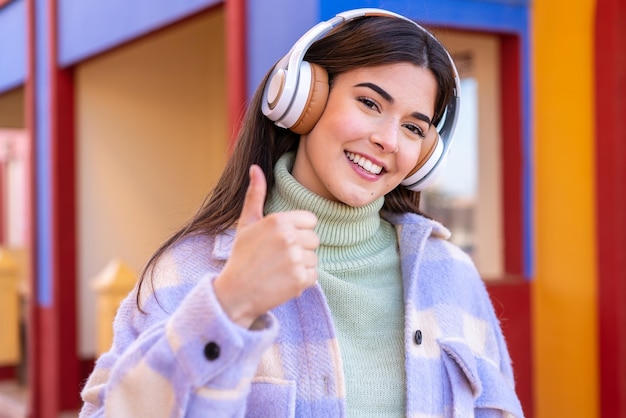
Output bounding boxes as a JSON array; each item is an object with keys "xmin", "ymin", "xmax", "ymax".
[{"xmin": 292, "ymin": 62, "xmax": 438, "ymax": 207}]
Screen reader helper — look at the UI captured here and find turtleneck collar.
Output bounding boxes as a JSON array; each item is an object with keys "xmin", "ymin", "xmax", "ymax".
[{"xmin": 265, "ymin": 152, "xmax": 385, "ymax": 248}]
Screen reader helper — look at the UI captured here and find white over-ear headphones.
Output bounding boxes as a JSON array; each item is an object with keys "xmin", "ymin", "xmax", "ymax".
[{"xmin": 261, "ymin": 8, "xmax": 461, "ymax": 191}]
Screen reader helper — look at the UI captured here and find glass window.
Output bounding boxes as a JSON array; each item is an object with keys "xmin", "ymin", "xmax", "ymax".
[{"xmin": 421, "ymin": 31, "xmax": 503, "ymax": 279}]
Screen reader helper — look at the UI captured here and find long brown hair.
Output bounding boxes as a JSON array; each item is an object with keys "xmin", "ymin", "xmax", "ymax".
[{"xmin": 136, "ymin": 15, "xmax": 456, "ymax": 306}]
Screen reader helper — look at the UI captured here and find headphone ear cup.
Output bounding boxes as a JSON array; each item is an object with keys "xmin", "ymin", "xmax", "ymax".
[
  {"xmin": 289, "ymin": 63, "xmax": 329, "ymax": 134},
  {"xmin": 408, "ymin": 128, "xmax": 440, "ymax": 176}
]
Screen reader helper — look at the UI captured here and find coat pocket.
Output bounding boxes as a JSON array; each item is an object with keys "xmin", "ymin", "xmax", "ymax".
[
  {"xmin": 439, "ymin": 339, "xmax": 524, "ymax": 418},
  {"xmin": 245, "ymin": 377, "xmax": 296, "ymax": 418}
]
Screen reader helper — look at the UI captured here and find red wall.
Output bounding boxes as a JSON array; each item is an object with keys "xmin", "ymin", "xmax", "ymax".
[{"xmin": 595, "ymin": 0, "xmax": 626, "ymax": 415}]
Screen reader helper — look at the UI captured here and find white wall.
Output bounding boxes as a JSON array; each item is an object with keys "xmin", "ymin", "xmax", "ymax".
[{"xmin": 76, "ymin": 9, "xmax": 227, "ymax": 356}]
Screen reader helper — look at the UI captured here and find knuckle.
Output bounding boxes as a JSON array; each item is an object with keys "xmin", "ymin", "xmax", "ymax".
[
  {"xmin": 264, "ymin": 213, "xmax": 282, "ymax": 227},
  {"xmin": 285, "ymin": 246, "xmax": 303, "ymax": 264},
  {"xmin": 278, "ymin": 231, "xmax": 296, "ymax": 249}
]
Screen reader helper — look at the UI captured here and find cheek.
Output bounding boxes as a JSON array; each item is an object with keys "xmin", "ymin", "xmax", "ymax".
[
  {"xmin": 398, "ymin": 142, "xmax": 422, "ymax": 176},
  {"xmin": 320, "ymin": 99, "xmax": 368, "ymax": 137}
]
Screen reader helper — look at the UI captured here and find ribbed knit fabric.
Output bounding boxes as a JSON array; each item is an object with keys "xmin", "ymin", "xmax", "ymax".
[{"xmin": 266, "ymin": 153, "xmax": 406, "ymax": 417}]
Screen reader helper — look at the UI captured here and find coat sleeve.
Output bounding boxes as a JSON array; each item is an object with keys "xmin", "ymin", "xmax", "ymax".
[
  {"xmin": 435, "ymin": 240, "xmax": 526, "ymax": 418},
  {"xmin": 79, "ymin": 248, "xmax": 279, "ymax": 418}
]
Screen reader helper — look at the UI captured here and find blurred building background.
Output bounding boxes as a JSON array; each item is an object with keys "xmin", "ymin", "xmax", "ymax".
[{"xmin": 0, "ymin": 0, "xmax": 623, "ymax": 417}]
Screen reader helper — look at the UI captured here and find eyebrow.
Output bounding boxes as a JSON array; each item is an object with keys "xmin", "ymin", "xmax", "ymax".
[{"xmin": 354, "ymin": 82, "xmax": 433, "ymax": 125}]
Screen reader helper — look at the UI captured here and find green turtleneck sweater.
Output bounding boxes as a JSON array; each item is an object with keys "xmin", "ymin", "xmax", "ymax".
[{"xmin": 265, "ymin": 153, "xmax": 406, "ymax": 417}]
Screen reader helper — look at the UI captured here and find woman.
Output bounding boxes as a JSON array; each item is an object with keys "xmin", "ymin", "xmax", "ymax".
[{"xmin": 80, "ymin": 9, "xmax": 524, "ymax": 417}]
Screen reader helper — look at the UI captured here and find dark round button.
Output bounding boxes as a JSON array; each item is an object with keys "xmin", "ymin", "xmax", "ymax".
[
  {"xmin": 414, "ymin": 330, "xmax": 423, "ymax": 345},
  {"xmin": 203, "ymin": 342, "xmax": 220, "ymax": 361}
]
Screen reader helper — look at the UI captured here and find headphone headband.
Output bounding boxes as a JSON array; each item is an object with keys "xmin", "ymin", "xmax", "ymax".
[{"xmin": 261, "ymin": 8, "xmax": 462, "ymax": 191}]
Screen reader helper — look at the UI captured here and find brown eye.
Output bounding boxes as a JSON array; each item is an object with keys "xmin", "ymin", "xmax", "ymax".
[
  {"xmin": 358, "ymin": 97, "xmax": 380, "ymax": 112},
  {"xmin": 403, "ymin": 123, "xmax": 426, "ymax": 139}
]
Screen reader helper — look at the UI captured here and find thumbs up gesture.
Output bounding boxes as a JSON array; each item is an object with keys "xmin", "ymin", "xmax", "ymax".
[{"xmin": 213, "ymin": 165, "xmax": 320, "ymax": 328}]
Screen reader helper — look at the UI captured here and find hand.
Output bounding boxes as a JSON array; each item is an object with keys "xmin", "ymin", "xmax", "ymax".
[{"xmin": 213, "ymin": 165, "xmax": 319, "ymax": 328}]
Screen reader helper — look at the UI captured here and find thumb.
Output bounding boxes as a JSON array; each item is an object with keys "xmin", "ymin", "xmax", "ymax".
[{"xmin": 238, "ymin": 165, "xmax": 267, "ymax": 228}]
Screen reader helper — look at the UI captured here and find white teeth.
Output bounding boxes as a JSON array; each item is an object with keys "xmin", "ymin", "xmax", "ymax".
[{"xmin": 345, "ymin": 152, "xmax": 383, "ymax": 175}]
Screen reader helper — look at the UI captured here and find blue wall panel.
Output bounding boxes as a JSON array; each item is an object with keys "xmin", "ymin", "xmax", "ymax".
[
  {"xmin": 34, "ymin": 0, "xmax": 53, "ymax": 306},
  {"xmin": 320, "ymin": 0, "xmax": 528, "ymax": 32},
  {"xmin": 0, "ymin": 0, "xmax": 27, "ymax": 93},
  {"xmin": 58, "ymin": 0, "xmax": 222, "ymax": 66}
]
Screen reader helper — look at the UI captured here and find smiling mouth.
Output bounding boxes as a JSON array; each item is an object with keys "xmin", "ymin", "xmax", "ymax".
[{"xmin": 345, "ymin": 151, "xmax": 383, "ymax": 175}]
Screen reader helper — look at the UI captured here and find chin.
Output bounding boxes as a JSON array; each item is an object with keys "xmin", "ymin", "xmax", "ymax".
[{"xmin": 338, "ymin": 193, "xmax": 377, "ymax": 208}]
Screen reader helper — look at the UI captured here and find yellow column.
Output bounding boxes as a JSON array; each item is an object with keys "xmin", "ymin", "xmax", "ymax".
[
  {"xmin": 0, "ymin": 250, "xmax": 21, "ymax": 365},
  {"xmin": 533, "ymin": 0, "xmax": 599, "ymax": 417},
  {"xmin": 92, "ymin": 259, "xmax": 137, "ymax": 356}
]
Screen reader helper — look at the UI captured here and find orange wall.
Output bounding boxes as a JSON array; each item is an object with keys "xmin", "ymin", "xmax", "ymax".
[
  {"xmin": 0, "ymin": 88, "xmax": 24, "ymax": 128},
  {"xmin": 533, "ymin": 0, "xmax": 599, "ymax": 416}
]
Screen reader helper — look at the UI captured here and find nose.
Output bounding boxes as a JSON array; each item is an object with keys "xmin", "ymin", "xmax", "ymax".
[{"xmin": 370, "ymin": 121, "xmax": 400, "ymax": 153}]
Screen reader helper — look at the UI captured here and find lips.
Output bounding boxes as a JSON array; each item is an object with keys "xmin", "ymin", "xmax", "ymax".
[{"xmin": 345, "ymin": 151, "xmax": 383, "ymax": 175}]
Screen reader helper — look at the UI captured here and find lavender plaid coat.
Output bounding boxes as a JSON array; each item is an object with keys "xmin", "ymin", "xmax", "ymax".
[{"xmin": 80, "ymin": 212, "xmax": 524, "ymax": 417}]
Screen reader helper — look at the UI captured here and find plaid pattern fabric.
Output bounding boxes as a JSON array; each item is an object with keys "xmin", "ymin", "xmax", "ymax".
[{"xmin": 80, "ymin": 213, "xmax": 524, "ymax": 418}]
